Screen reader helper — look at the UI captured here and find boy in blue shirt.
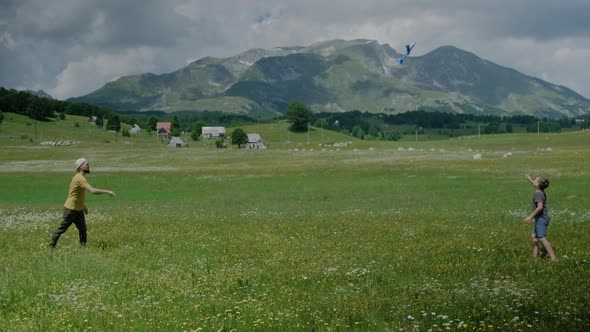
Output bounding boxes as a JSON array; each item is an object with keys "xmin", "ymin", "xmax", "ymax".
[{"xmin": 524, "ymin": 175, "xmax": 557, "ymax": 262}]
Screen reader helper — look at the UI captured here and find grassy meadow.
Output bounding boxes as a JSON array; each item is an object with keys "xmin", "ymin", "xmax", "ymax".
[{"xmin": 1, "ymin": 113, "xmax": 590, "ymax": 331}]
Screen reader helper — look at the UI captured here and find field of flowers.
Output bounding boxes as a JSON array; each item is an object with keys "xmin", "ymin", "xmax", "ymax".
[{"xmin": 1, "ymin": 123, "xmax": 589, "ymax": 331}]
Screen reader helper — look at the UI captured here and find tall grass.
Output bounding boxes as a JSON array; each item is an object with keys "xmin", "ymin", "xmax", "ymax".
[{"xmin": 1, "ymin": 114, "xmax": 589, "ymax": 330}]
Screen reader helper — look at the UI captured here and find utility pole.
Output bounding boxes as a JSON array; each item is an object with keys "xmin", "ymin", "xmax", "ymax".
[
  {"xmin": 537, "ymin": 121, "xmax": 540, "ymax": 134},
  {"xmin": 307, "ymin": 122, "xmax": 310, "ymax": 144},
  {"xmin": 478, "ymin": 124, "xmax": 481, "ymax": 138}
]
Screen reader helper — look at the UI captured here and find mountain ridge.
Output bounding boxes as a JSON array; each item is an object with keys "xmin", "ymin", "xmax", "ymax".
[{"xmin": 71, "ymin": 39, "xmax": 590, "ymax": 119}]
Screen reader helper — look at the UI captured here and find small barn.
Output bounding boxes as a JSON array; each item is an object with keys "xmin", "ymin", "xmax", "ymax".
[
  {"xmin": 201, "ymin": 126, "xmax": 225, "ymax": 139},
  {"xmin": 246, "ymin": 133, "xmax": 267, "ymax": 149},
  {"xmin": 157, "ymin": 122, "xmax": 171, "ymax": 139},
  {"xmin": 167, "ymin": 136, "xmax": 186, "ymax": 148},
  {"xmin": 129, "ymin": 124, "xmax": 142, "ymax": 135}
]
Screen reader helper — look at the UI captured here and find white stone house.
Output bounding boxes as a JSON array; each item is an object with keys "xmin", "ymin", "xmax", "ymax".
[
  {"xmin": 167, "ymin": 136, "xmax": 186, "ymax": 148},
  {"xmin": 246, "ymin": 133, "xmax": 267, "ymax": 149},
  {"xmin": 201, "ymin": 126, "xmax": 226, "ymax": 139},
  {"xmin": 129, "ymin": 124, "xmax": 142, "ymax": 135}
]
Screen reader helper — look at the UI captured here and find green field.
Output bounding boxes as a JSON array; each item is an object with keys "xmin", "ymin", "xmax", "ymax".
[{"xmin": 1, "ymin": 113, "xmax": 590, "ymax": 331}]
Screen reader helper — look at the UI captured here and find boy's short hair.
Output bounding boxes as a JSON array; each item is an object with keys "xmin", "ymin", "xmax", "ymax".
[{"xmin": 539, "ymin": 177, "xmax": 550, "ymax": 190}]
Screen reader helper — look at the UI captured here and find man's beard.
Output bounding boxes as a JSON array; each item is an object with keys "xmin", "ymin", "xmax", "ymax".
[{"xmin": 84, "ymin": 169, "xmax": 91, "ymax": 174}]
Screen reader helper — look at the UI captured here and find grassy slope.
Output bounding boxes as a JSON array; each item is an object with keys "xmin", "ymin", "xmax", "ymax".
[{"xmin": 1, "ymin": 114, "xmax": 590, "ymax": 331}]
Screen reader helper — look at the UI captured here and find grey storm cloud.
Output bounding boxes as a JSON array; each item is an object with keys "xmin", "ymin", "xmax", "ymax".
[
  {"xmin": 1, "ymin": 0, "xmax": 590, "ymax": 99},
  {"xmin": 3, "ymin": 1, "xmax": 192, "ymax": 49}
]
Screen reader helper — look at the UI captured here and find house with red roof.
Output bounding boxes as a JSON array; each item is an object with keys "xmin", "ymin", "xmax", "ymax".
[{"xmin": 156, "ymin": 122, "xmax": 171, "ymax": 139}]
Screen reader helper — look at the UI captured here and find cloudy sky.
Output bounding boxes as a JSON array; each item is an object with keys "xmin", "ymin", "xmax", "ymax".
[{"xmin": 1, "ymin": 0, "xmax": 590, "ymax": 100}]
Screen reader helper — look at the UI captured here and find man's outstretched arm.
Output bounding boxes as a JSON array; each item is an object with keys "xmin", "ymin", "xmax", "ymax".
[{"xmin": 83, "ymin": 183, "xmax": 116, "ymax": 196}]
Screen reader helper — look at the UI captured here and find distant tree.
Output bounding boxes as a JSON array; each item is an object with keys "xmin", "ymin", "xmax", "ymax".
[
  {"xmin": 526, "ymin": 120, "xmax": 561, "ymax": 133},
  {"xmin": 559, "ymin": 116, "xmax": 572, "ymax": 128},
  {"xmin": 26, "ymin": 97, "xmax": 52, "ymax": 121},
  {"xmin": 313, "ymin": 118, "xmax": 328, "ymax": 129},
  {"xmin": 549, "ymin": 122, "xmax": 561, "ymax": 133},
  {"xmin": 484, "ymin": 121, "xmax": 501, "ymax": 134},
  {"xmin": 51, "ymin": 99, "xmax": 65, "ymax": 114},
  {"xmin": 15, "ymin": 91, "xmax": 31, "ymax": 115},
  {"xmin": 0, "ymin": 89, "xmax": 117, "ymax": 122},
  {"xmin": 368, "ymin": 125, "xmax": 380, "ymax": 138},
  {"xmin": 351, "ymin": 126, "xmax": 365, "ymax": 139},
  {"xmin": 106, "ymin": 114, "xmax": 121, "ymax": 132},
  {"xmin": 58, "ymin": 112, "xmax": 66, "ymax": 120},
  {"xmin": 191, "ymin": 130, "xmax": 200, "ymax": 141},
  {"xmin": 171, "ymin": 128, "xmax": 181, "ymax": 137},
  {"xmin": 95, "ymin": 114, "xmax": 104, "ymax": 127},
  {"xmin": 193, "ymin": 120, "xmax": 206, "ymax": 136},
  {"xmin": 148, "ymin": 116, "xmax": 159, "ymax": 131},
  {"xmin": 231, "ymin": 128, "xmax": 248, "ymax": 148},
  {"xmin": 121, "ymin": 115, "xmax": 138, "ymax": 126},
  {"xmin": 383, "ymin": 130, "xmax": 401, "ymax": 141},
  {"xmin": 63, "ymin": 102, "xmax": 77, "ymax": 115},
  {"xmin": 285, "ymin": 101, "xmax": 312, "ymax": 132},
  {"xmin": 122, "ymin": 128, "xmax": 130, "ymax": 137},
  {"xmin": 505, "ymin": 123, "xmax": 513, "ymax": 133},
  {"xmin": 67, "ymin": 102, "xmax": 93, "ymax": 117},
  {"xmin": 0, "ymin": 111, "xmax": 4, "ymax": 124},
  {"xmin": 171, "ymin": 116, "xmax": 181, "ymax": 132},
  {"xmin": 0, "ymin": 92, "xmax": 10, "ymax": 114},
  {"xmin": 446, "ymin": 119, "xmax": 461, "ymax": 129}
]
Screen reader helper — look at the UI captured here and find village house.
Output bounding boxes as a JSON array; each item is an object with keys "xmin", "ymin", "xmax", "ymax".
[
  {"xmin": 129, "ymin": 124, "xmax": 142, "ymax": 135},
  {"xmin": 201, "ymin": 126, "xmax": 225, "ymax": 139},
  {"xmin": 88, "ymin": 116, "xmax": 98, "ymax": 125},
  {"xmin": 246, "ymin": 133, "xmax": 267, "ymax": 149},
  {"xmin": 156, "ymin": 122, "xmax": 171, "ymax": 139},
  {"xmin": 167, "ymin": 136, "xmax": 186, "ymax": 148}
]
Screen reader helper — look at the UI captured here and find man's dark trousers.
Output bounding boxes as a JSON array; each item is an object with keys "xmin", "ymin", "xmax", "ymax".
[{"xmin": 50, "ymin": 208, "xmax": 87, "ymax": 247}]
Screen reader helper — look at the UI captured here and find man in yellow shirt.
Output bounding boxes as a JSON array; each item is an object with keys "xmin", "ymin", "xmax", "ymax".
[{"xmin": 50, "ymin": 158, "xmax": 116, "ymax": 248}]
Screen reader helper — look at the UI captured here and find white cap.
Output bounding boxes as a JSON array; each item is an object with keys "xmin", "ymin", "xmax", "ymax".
[{"xmin": 74, "ymin": 158, "xmax": 88, "ymax": 171}]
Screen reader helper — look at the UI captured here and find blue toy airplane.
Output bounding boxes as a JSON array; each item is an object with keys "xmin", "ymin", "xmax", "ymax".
[{"xmin": 396, "ymin": 42, "xmax": 416, "ymax": 64}]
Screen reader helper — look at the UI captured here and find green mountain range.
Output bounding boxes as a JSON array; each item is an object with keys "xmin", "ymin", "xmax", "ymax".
[{"xmin": 71, "ymin": 39, "xmax": 590, "ymax": 119}]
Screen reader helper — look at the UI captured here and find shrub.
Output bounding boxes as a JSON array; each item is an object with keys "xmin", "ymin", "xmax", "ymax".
[
  {"xmin": 191, "ymin": 130, "xmax": 200, "ymax": 141},
  {"xmin": 215, "ymin": 138, "xmax": 226, "ymax": 148}
]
